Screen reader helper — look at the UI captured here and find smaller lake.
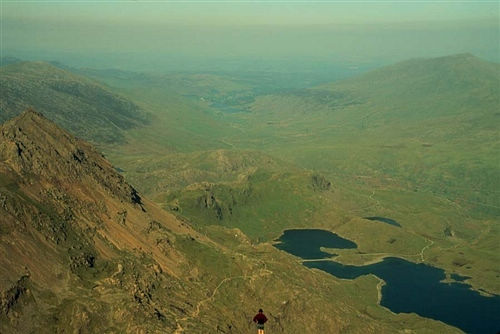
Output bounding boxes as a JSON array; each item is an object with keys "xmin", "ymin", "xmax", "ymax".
[
  {"xmin": 364, "ymin": 216, "xmax": 401, "ymax": 227},
  {"xmin": 274, "ymin": 229, "xmax": 357, "ymax": 259}
]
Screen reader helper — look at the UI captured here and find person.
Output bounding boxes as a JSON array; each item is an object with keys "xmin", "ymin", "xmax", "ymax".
[{"xmin": 253, "ymin": 308, "xmax": 268, "ymax": 334}]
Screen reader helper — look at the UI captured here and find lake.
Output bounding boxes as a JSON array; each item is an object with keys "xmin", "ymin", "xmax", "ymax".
[
  {"xmin": 364, "ymin": 216, "xmax": 401, "ymax": 227},
  {"xmin": 274, "ymin": 229, "xmax": 500, "ymax": 334},
  {"xmin": 273, "ymin": 229, "xmax": 357, "ymax": 259}
]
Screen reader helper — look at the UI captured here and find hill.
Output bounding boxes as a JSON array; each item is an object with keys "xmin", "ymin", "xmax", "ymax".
[
  {"xmin": 251, "ymin": 53, "xmax": 499, "ymax": 123},
  {"xmin": 0, "ymin": 110, "xmax": 458, "ymax": 333},
  {"xmin": 111, "ymin": 148, "xmax": 332, "ymax": 241},
  {"xmin": 0, "ymin": 62, "xmax": 150, "ymax": 144},
  {"xmin": 316, "ymin": 53, "xmax": 500, "ymax": 119}
]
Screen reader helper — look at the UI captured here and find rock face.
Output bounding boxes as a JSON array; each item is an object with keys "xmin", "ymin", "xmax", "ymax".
[
  {"xmin": 311, "ymin": 174, "xmax": 331, "ymax": 191},
  {"xmin": 0, "ymin": 109, "xmax": 143, "ymax": 206}
]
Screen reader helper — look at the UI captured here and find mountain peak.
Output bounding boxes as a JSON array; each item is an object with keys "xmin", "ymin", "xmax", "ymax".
[
  {"xmin": 1, "ymin": 107, "xmax": 77, "ymax": 154},
  {"xmin": 450, "ymin": 52, "xmax": 475, "ymax": 59},
  {"xmin": 430, "ymin": 52, "xmax": 476, "ymax": 61},
  {"xmin": 11, "ymin": 107, "xmax": 46, "ymax": 124},
  {"xmin": 0, "ymin": 60, "xmax": 74, "ymax": 80},
  {"xmin": 0, "ymin": 109, "xmax": 143, "ymax": 206},
  {"xmin": 403, "ymin": 52, "xmax": 486, "ymax": 68}
]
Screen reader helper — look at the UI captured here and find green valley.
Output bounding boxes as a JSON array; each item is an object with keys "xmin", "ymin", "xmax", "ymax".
[
  {"xmin": 97, "ymin": 54, "xmax": 499, "ymax": 296},
  {"xmin": 1, "ymin": 52, "xmax": 498, "ymax": 333}
]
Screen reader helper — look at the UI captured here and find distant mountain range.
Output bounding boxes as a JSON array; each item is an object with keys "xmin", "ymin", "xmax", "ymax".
[
  {"xmin": 0, "ymin": 61, "xmax": 150, "ymax": 143},
  {"xmin": 251, "ymin": 53, "xmax": 499, "ymax": 120},
  {"xmin": 316, "ymin": 53, "xmax": 499, "ymax": 119}
]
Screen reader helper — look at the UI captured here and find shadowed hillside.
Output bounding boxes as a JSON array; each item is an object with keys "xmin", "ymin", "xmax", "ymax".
[{"xmin": 0, "ymin": 62, "xmax": 150, "ymax": 143}]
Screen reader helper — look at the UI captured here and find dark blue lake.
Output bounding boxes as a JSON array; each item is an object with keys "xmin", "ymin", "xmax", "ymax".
[
  {"xmin": 274, "ymin": 229, "xmax": 357, "ymax": 259},
  {"xmin": 274, "ymin": 229, "xmax": 500, "ymax": 334}
]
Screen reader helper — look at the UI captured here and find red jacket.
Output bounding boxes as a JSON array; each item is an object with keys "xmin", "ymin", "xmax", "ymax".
[{"xmin": 253, "ymin": 313, "xmax": 268, "ymax": 324}]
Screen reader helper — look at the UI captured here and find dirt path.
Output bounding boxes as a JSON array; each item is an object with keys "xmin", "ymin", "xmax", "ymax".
[
  {"xmin": 174, "ymin": 268, "xmax": 272, "ymax": 333},
  {"xmin": 347, "ymin": 189, "xmax": 382, "ymax": 214},
  {"xmin": 419, "ymin": 238, "xmax": 434, "ymax": 262},
  {"xmin": 376, "ymin": 277, "xmax": 385, "ymax": 304}
]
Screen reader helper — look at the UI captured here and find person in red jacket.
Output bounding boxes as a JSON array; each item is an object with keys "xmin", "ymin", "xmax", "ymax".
[{"xmin": 253, "ymin": 308, "xmax": 268, "ymax": 334}]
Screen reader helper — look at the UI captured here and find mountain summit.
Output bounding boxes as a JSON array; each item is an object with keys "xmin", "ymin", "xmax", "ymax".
[{"xmin": 0, "ymin": 109, "xmax": 142, "ymax": 205}]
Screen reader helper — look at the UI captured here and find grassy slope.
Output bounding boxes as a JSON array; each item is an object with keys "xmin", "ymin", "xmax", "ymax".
[
  {"xmin": 226, "ymin": 55, "xmax": 500, "ymax": 292},
  {"xmin": 245, "ymin": 54, "xmax": 500, "ymax": 211},
  {"xmin": 0, "ymin": 156, "xmax": 455, "ymax": 334},
  {"xmin": 239, "ymin": 55, "xmax": 500, "ymax": 293}
]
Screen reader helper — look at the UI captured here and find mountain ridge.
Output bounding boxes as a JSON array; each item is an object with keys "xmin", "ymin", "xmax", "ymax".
[
  {"xmin": 0, "ymin": 109, "xmax": 204, "ymax": 332},
  {"xmin": 0, "ymin": 109, "xmax": 143, "ymax": 206},
  {"xmin": 314, "ymin": 53, "xmax": 500, "ymax": 117},
  {"xmin": 0, "ymin": 61, "xmax": 150, "ymax": 144}
]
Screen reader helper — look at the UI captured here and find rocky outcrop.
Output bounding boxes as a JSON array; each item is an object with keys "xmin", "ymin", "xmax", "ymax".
[
  {"xmin": 311, "ymin": 174, "xmax": 331, "ymax": 191},
  {"xmin": 0, "ymin": 110, "xmax": 143, "ymax": 208},
  {"xmin": 0, "ymin": 275, "xmax": 32, "ymax": 317}
]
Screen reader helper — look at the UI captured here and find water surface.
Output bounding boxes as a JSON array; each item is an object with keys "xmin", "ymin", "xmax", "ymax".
[
  {"xmin": 274, "ymin": 229, "xmax": 357, "ymax": 259},
  {"xmin": 275, "ymin": 229, "xmax": 500, "ymax": 334}
]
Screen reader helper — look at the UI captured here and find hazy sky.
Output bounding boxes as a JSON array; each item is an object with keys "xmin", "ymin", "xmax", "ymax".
[
  {"xmin": 1, "ymin": 1, "xmax": 499, "ymax": 71},
  {"xmin": 3, "ymin": 1, "xmax": 498, "ymax": 25}
]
